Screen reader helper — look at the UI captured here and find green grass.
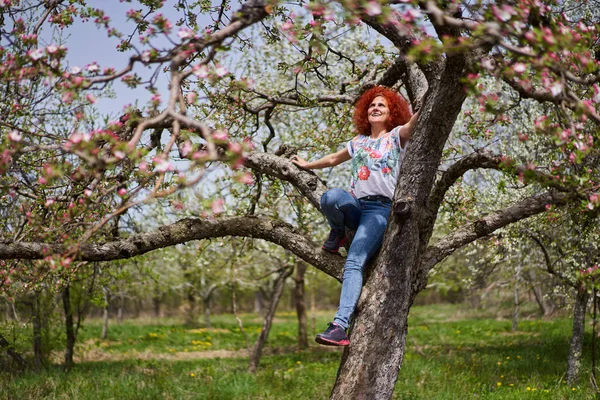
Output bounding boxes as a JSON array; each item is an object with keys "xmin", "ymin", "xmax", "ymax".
[{"xmin": 1, "ymin": 304, "xmax": 597, "ymax": 399}]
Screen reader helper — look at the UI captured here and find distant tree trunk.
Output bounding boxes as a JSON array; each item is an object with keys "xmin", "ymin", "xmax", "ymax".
[
  {"xmin": 32, "ymin": 294, "xmax": 43, "ymax": 371},
  {"xmin": 254, "ymin": 291, "xmax": 265, "ymax": 315},
  {"xmin": 512, "ymin": 261, "xmax": 521, "ymax": 332},
  {"xmin": 248, "ymin": 267, "xmax": 293, "ymax": 373},
  {"xmin": 527, "ymin": 269, "xmax": 555, "ymax": 316},
  {"xmin": 203, "ymin": 296, "xmax": 211, "ymax": 328},
  {"xmin": 310, "ymin": 284, "xmax": 316, "ymax": 338},
  {"xmin": 62, "ymin": 285, "xmax": 76, "ymax": 370},
  {"xmin": 294, "ymin": 262, "xmax": 308, "ymax": 350},
  {"xmin": 101, "ymin": 287, "xmax": 110, "ymax": 340},
  {"xmin": 202, "ymin": 285, "xmax": 217, "ymax": 328},
  {"xmin": 0, "ymin": 333, "xmax": 27, "ymax": 370},
  {"xmin": 185, "ymin": 286, "xmax": 197, "ymax": 327},
  {"xmin": 152, "ymin": 287, "xmax": 161, "ymax": 318},
  {"xmin": 566, "ymin": 289, "xmax": 589, "ymax": 385},
  {"xmin": 117, "ymin": 293, "xmax": 124, "ymax": 324}
]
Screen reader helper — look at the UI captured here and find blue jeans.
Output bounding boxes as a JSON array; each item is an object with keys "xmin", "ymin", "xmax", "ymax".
[{"xmin": 320, "ymin": 188, "xmax": 391, "ymax": 330}]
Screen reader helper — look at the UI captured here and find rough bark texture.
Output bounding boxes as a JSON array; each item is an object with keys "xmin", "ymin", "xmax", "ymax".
[
  {"xmin": 0, "ymin": 215, "xmax": 344, "ymax": 281},
  {"xmin": 566, "ymin": 289, "xmax": 589, "ymax": 385},
  {"xmin": 63, "ymin": 285, "xmax": 76, "ymax": 370},
  {"xmin": 101, "ymin": 287, "xmax": 109, "ymax": 340},
  {"xmin": 32, "ymin": 295, "xmax": 43, "ymax": 371},
  {"xmin": 248, "ymin": 267, "xmax": 293, "ymax": 373},
  {"xmin": 294, "ymin": 263, "xmax": 309, "ymax": 350}
]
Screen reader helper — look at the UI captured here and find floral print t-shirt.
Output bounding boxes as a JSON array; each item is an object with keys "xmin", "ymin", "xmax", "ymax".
[{"xmin": 347, "ymin": 125, "xmax": 407, "ymax": 200}]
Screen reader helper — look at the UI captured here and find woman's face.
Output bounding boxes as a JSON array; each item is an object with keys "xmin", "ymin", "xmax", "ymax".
[{"xmin": 367, "ymin": 96, "xmax": 390, "ymax": 126}]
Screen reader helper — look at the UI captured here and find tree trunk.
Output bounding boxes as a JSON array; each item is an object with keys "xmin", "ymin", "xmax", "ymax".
[
  {"xmin": 101, "ymin": 287, "xmax": 110, "ymax": 340},
  {"xmin": 0, "ymin": 333, "xmax": 27, "ymax": 370},
  {"xmin": 152, "ymin": 288, "xmax": 161, "ymax": 318},
  {"xmin": 512, "ymin": 261, "xmax": 521, "ymax": 332},
  {"xmin": 63, "ymin": 285, "xmax": 76, "ymax": 371},
  {"xmin": 254, "ymin": 291, "xmax": 265, "ymax": 315},
  {"xmin": 294, "ymin": 262, "xmax": 308, "ymax": 350},
  {"xmin": 117, "ymin": 293, "xmax": 124, "ymax": 324},
  {"xmin": 203, "ymin": 295, "xmax": 212, "ymax": 328},
  {"xmin": 566, "ymin": 289, "xmax": 589, "ymax": 385},
  {"xmin": 527, "ymin": 269, "xmax": 555, "ymax": 317},
  {"xmin": 248, "ymin": 267, "xmax": 293, "ymax": 373},
  {"xmin": 185, "ymin": 287, "xmax": 197, "ymax": 327},
  {"xmin": 32, "ymin": 294, "xmax": 43, "ymax": 371}
]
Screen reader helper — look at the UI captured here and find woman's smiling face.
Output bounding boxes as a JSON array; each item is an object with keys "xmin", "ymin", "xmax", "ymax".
[{"xmin": 367, "ymin": 96, "xmax": 390, "ymax": 126}]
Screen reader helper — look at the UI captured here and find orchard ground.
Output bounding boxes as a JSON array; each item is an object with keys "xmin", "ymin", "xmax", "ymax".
[{"xmin": 1, "ymin": 304, "xmax": 596, "ymax": 399}]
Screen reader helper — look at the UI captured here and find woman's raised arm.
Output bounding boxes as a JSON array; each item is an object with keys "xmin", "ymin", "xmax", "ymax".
[{"xmin": 292, "ymin": 148, "xmax": 351, "ymax": 170}]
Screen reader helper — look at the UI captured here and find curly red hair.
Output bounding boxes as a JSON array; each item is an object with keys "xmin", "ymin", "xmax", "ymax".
[{"xmin": 353, "ymin": 86, "xmax": 411, "ymax": 136}]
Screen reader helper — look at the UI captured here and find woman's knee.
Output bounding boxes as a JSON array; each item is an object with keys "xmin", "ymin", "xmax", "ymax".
[{"xmin": 320, "ymin": 188, "xmax": 348, "ymax": 208}]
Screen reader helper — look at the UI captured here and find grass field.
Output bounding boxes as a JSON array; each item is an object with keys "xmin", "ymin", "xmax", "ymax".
[{"xmin": 1, "ymin": 304, "xmax": 598, "ymax": 399}]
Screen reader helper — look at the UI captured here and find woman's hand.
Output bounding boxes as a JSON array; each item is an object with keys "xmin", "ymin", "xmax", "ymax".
[{"xmin": 292, "ymin": 156, "xmax": 309, "ymax": 168}]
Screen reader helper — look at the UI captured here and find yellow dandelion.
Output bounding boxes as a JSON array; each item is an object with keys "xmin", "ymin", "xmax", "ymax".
[
  {"xmin": 497, "ymin": 382, "xmax": 502, "ymax": 387},
  {"xmin": 572, "ymin": 387, "xmax": 577, "ymax": 391},
  {"xmin": 500, "ymin": 375, "xmax": 504, "ymax": 379},
  {"xmin": 527, "ymin": 387, "xmax": 531, "ymax": 391},
  {"xmin": 509, "ymin": 384, "xmax": 514, "ymax": 387},
  {"xmin": 506, "ymin": 356, "xmax": 510, "ymax": 360},
  {"xmin": 296, "ymin": 361, "xmax": 302, "ymax": 365},
  {"xmin": 497, "ymin": 361, "xmax": 502, "ymax": 366},
  {"xmin": 517, "ymin": 355, "xmax": 521, "ymax": 359},
  {"xmin": 189, "ymin": 372, "xmax": 196, "ymax": 377}
]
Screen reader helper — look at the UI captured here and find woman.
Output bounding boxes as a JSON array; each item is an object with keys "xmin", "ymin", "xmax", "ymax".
[{"xmin": 293, "ymin": 86, "xmax": 419, "ymax": 346}]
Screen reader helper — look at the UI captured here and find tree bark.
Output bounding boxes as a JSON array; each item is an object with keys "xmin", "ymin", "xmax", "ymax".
[
  {"xmin": 566, "ymin": 289, "xmax": 589, "ymax": 385},
  {"xmin": 203, "ymin": 295, "xmax": 212, "ymax": 328},
  {"xmin": 527, "ymin": 269, "xmax": 555, "ymax": 317},
  {"xmin": 63, "ymin": 285, "xmax": 76, "ymax": 371},
  {"xmin": 101, "ymin": 286, "xmax": 110, "ymax": 340},
  {"xmin": 512, "ymin": 261, "xmax": 521, "ymax": 332},
  {"xmin": 294, "ymin": 262, "xmax": 308, "ymax": 350},
  {"xmin": 32, "ymin": 294, "xmax": 43, "ymax": 371},
  {"xmin": 117, "ymin": 293, "xmax": 124, "ymax": 324},
  {"xmin": 248, "ymin": 267, "xmax": 293, "ymax": 373},
  {"xmin": 185, "ymin": 286, "xmax": 197, "ymax": 327}
]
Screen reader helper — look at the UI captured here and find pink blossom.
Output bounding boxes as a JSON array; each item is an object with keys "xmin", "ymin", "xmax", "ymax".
[
  {"xmin": 117, "ymin": 188, "xmax": 127, "ymax": 196},
  {"xmin": 186, "ymin": 92, "xmax": 197, "ymax": 104},
  {"xmin": 153, "ymin": 157, "xmax": 174, "ymax": 173},
  {"xmin": 212, "ymin": 130, "xmax": 228, "ymax": 141},
  {"xmin": 211, "ymin": 198, "xmax": 225, "ymax": 214},
  {"xmin": 141, "ymin": 51, "xmax": 151, "ymax": 62},
  {"xmin": 28, "ymin": 48, "xmax": 44, "ymax": 60},
  {"xmin": 215, "ymin": 65, "xmax": 229, "ymax": 77},
  {"xmin": 550, "ymin": 83, "xmax": 563, "ymax": 97},
  {"xmin": 181, "ymin": 141, "xmax": 193, "ymax": 157},
  {"xmin": 44, "ymin": 198, "xmax": 55, "ymax": 207},
  {"xmin": 70, "ymin": 66, "xmax": 82, "ymax": 74},
  {"xmin": 365, "ymin": 1, "xmax": 382, "ymax": 16},
  {"xmin": 512, "ymin": 63, "xmax": 526, "ymax": 74},
  {"xmin": 281, "ymin": 22, "xmax": 293, "ymax": 31},
  {"xmin": 228, "ymin": 142, "xmax": 242, "ymax": 154},
  {"xmin": 237, "ymin": 172, "xmax": 254, "ymax": 184},
  {"xmin": 46, "ymin": 45, "xmax": 58, "ymax": 54},
  {"xmin": 8, "ymin": 130, "xmax": 21, "ymax": 142},
  {"xmin": 86, "ymin": 93, "xmax": 96, "ymax": 104},
  {"xmin": 86, "ymin": 63, "xmax": 99, "ymax": 72},
  {"xmin": 193, "ymin": 64, "xmax": 209, "ymax": 78},
  {"xmin": 178, "ymin": 28, "xmax": 194, "ymax": 39},
  {"xmin": 84, "ymin": 189, "xmax": 92, "ymax": 197}
]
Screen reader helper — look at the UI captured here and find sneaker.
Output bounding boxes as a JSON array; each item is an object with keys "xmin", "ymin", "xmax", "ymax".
[
  {"xmin": 315, "ymin": 322, "xmax": 350, "ymax": 346},
  {"xmin": 322, "ymin": 229, "xmax": 347, "ymax": 253}
]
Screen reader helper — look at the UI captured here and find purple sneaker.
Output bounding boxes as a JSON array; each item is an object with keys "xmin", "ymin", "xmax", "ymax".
[
  {"xmin": 322, "ymin": 229, "xmax": 347, "ymax": 253},
  {"xmin": 315, "ymin": 322, "xmax": 350, "ymax": 346}
]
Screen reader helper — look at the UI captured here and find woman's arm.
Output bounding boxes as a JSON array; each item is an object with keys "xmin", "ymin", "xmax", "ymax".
[
  {"xmin": 292, "ymin": 147, "xmax": 351, "ymax": 170},
  {"xmin": 399, "ymin": 111, "xmax": 420, "ymax": 147}
]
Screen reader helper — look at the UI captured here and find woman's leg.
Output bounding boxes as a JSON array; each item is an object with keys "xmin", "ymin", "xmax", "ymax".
[
  {"xmin": 320, "ymin": 188, "xmax": 361, "ymax": 230},
  {"xmin": 332, "ymin": 200, "xmax": 391, "ymax": 330}
]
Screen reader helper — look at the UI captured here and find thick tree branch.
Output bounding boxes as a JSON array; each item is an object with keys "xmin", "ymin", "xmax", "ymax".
[
  {"xmin": 244, "ymin": 152, "xmax": 328, "ymax": 211},
  {"xmin": 419, "ymin": 190, "xmax": 579, "ymax": 276},
  {"xmin": 0, "ymin": 216, "xmax": 344, "ymax": 281},
  {"xmin": 427, "ymin": 150, "xmax": 573, "ymax": 222},
  {"xmin": 527, "ymin": 232, "xmax": 575, "ymax": 288}
]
